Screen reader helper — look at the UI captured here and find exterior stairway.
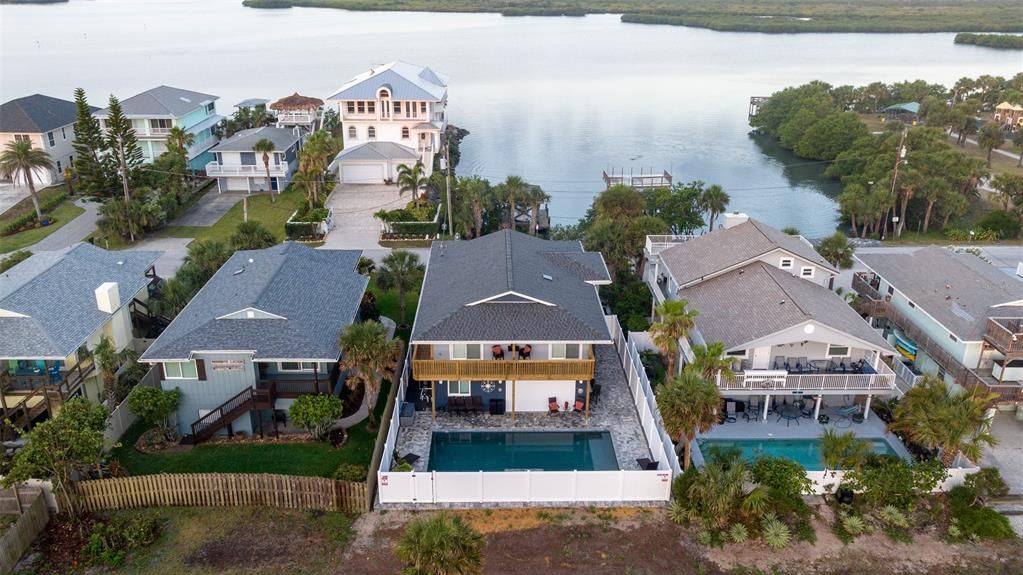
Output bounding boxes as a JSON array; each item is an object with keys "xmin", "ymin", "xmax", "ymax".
[{"xmin": 181, "ymin": 383, "xmax": 276, "ymax": 445}]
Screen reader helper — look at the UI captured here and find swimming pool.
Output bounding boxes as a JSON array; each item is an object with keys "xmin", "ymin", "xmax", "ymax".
[
  {"xmin": 697, "ymin": 438, "xmax": 900, "ymax": 471},
  {"xmin": 427, "ymin": 430, "xmax": 619, "ymax": 472}
]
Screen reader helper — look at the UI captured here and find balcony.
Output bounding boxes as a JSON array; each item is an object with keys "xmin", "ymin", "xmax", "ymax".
[
  {"xmin": 644, "ymin": 234, "xmax": 696, "ymax": 257},
  {"xmin": 984, "ymin": 318, "xmax": 1023, "ymax": 355},
  {"xmin": 277, "ymin": 111, "xmax": 316, "ymax": 124},
  {"xmin": 851, "ymin": 272, "xmax": 888, "ymax": 317},
  {"xmin": 205, "ymin": 162, "xmax": 287, "ymax": 177},
  {"xmin": 723, "ymin": 359, "xmax": 897, "ymax": 394},
  {"xmin": 411, "ymin": 345, "xmax": 595, "ymax": 382}
]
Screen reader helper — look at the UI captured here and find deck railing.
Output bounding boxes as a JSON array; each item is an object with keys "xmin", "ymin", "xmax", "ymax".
[
  {"xmin": 725, "ymin": 361, "xmax": 896, "ymax": 392},
  {"xmin": 984, "ymin": 318, "xmax": 1023, "ymax": 355},
  {"xmin": 411, "ymin": 346, "xmax": 595, "ymax": 382},
  {"xmin": 205, "ymin": 162, "xmax": 288, "ymax": 177},
  {"xmin": 644, "ymin": 234, "xmax": 696, "ymax": 256}
]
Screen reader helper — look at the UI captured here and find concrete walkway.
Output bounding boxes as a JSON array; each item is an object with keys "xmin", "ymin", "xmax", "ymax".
[
  {"xmin": 30, "ymin": 198, "xmax": 101, "ymax": 252},
  {"xmin": 983, "ymin": 411, "xmax": 1023, "ymax": 495}
]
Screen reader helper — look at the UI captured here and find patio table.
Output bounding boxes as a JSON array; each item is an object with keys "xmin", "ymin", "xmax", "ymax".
[
  {"xmin": 808, "ymin": 359, "xmax": 832, "ymax": 373},
  {"xmin": 775, "ymin": 403, "xmax": 802, "ymax": 427}
]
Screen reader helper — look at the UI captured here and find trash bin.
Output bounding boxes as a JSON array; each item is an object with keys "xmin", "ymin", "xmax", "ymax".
[{"xmin": 489, "ymin": 398, "xmax": 505, "ymax": 415}]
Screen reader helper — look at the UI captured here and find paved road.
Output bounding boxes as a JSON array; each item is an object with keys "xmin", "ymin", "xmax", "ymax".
[
  {"xmin": 30, "ymin": 198, "xmax": 101, "ymax": 252},
  {"xmin": 0, "ymin": 183, "xmax": 29, "ymax": 216}
]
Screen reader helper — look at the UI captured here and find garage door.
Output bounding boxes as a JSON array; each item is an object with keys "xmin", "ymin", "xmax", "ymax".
[
  {"xmin": 341, "ymin": 163, "xmax": 385, "ymax": 184},
  {"xmin": 225, "ymin": 177, "xmax": 249, "ymax": 192}
]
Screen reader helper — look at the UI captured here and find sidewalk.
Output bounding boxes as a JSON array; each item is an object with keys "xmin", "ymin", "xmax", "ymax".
[{"xmin": 30, "ymin": 198, "xmax": 100, "ymax": 252}]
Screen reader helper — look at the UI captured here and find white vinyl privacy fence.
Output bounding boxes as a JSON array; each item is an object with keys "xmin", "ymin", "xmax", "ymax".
[{"xmin": 376, "ymin": 315, "xmax": 680, "ymax": 505}]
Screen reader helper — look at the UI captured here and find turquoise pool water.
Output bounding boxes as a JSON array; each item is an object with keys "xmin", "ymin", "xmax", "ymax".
[
  {"xmin": 428, "ymin": 431, "xmax": 619, "ymax": 472},
  {"xmin": 697, "ymin": 438, "xmax": 900, "ymax": 471}
]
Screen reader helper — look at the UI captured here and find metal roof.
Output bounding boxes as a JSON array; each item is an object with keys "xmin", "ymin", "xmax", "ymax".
[
  {"xmin": 327, "ymin": 61, "xmax": 448, "ymax": 102},
  {"xmin": 208, "ymin": 127, "xmax": 298, "ymax": 153},
  {"xmin": 95, "ymin": 85, "xmax": 218, "ymax": 118},
  {"xmin": 140, "ymin": 243, "xmax": 367, "ymax": 361},
  {"xmin": 335, "ymin": 141, "xmax": 419, "ymax": 162},
  {"xmin": 0, "ymin": 94, "xmax": 83, "ymax": 134},
  {"xmin": 882, "ymin": 102, "xmax": 921, "ymax": 115}
]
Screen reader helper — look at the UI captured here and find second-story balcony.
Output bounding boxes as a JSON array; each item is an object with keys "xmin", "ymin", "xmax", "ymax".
[
  {"xmin": 722, "ymin": 357, "xmax": 897, "ymax": 394},
  {"xmin": 985, "ymin": 318, "xmax": 1023, "ymax": 355},
  {"xmin": 277, "ymin": 111, "xmax": 317, "ymax": 125},
  {"xmin": 205, "ymin": 162, "xmax": 288, "ymax": 177},
  {"xmin": 644, "ymin": 234, "xmax": 696, "ymax": 257},
  {"xmin": 411, "ymin": 344, "xmax": 596, "ymax": 382}
]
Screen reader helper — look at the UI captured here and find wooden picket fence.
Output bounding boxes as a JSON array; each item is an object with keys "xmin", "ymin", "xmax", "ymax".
[{"xmin": 75, "ymin": 473, "xmax": 368, "ymax": 514}]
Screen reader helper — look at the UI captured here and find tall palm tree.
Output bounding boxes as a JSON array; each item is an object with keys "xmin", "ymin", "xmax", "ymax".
[
  {"xmin": 699, "ymin": 185, "xmax": 730, "ymax": 231},
  {"xmin": 816, "ymin": 232, "xmax": 855, "ymax": 269},
  {"xmin": 93, "ymin": 335, "xmax": 119, "ymax": 407},
  {"xmin": 229, "ymin": 220, "xmax": 276, "ymax": 251},
  {"xmin": 499, "ymin": 175, "xmax": 529, "ymax": 230},
  {"xmin": 165, "ymin": 126, "xmax": 194, "ymax": 157},
  {"xmin": 977, "ymin": 123, "xmax": 1005, "ymax": 168},
  {"xmin": 375, "ymin": 250, "xmax": 425, "ymax": 327},
  {"xmin": 525, "ymin": 185, "xmax": 550, "ymax": 236},
  {"xmin": 656, "ymin": 367, "xmax": 720, "ymax": 470},
  {"xmin": 252, "ymin": 138, "xmax": 276, "ymax": 203},
  {"xmin": 456, "ymin": 176, "xmax": 492, "ymax": 238},
  {"xmin": 819, "ymin": 428, "xmax": 870, "ymax": 480},
  {"xmin": 396, "ymin": 161, "xmax": 429, "ymax": 208},
  {"xmin": 394, "ymin": 514, "xmax": 484, "ymax": 575},
  {"xmin": 649, "ymin": 299, "xmax": 699, "ymax": 380},
  {"xmin": 889, "ymin": 375, "xmax": 998, "ymax": 467},
  {"xmin": 338, "ymin": 321, "xmax": 401, "ymax": 428},
  {"xmin": 0, "ymin": 140, "xmax": 54, "ymax": 220},
  {"xmin": 689, "ymin": 342, "xmax": 735, "ymax": 382}
]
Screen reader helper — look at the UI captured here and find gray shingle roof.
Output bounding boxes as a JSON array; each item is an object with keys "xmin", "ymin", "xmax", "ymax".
[
  {"xmin": 0, "ymin": 244, "xmax": 159, "ymax": 358},
  {"xmin": 0, "ymin": 94, "xmax": 82, "ymax": 134},
  {"xmin": 680, "ymin": 262, "xmax": 892, "ymax": 352},
  {"xmin": 659, "ymin": 219, "xmax": 836, "ymax": 287},
  {"xmin": 857, "ymin": 246, "xmax": 1023, "ymax": 341},
  {"xmin": 336, "ymin": 141, "xmax": 419, "ymax": 162},
  {"xmin": 208, "ymin": 127, "xmax": 298, "ymax": 153},
  {"xmin": 411, "ymin": 230, "xmax": 612, "ymax": 342},
  {"xmin": 95, "ymin": 86, "xmax": 218, "ymax": 118},
  {"xmin": 140, "ymin": 243, "xmax": 368, "ymax": 361},
  {"xmin": 327, "ymin": 61, "xmax": 448, "ymax": 102}
]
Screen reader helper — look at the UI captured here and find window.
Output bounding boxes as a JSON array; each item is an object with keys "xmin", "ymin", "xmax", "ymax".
[
  {"xmin": 57, "ymin": 160, "xmax": 62, "ymax": 172},
  {"xmin": 14, "ymin": 134, "xmax": 29, "ymax": 142},
  {"xmin": 908, "ymin": 301, "xmax": 916, "ymax": 309},
  {"xmin": 357, "ymin": 101, "xmax": 365, "ymax": 114},
  {"xmin": 393, "ymin": 101, "xmax": 401, "ymax": 113},
  {"xmin": 401, "ymin": 127, "xmax": 410, "ymax": 139},
  {"xmin": 61, "ymin": 127, "xmax": 66, "ymax": 140},
  {"xmin": 279, "ymin": 362, "xmax": 315, "ymax": 372},
  {"xmin": 887, "ymin": 286, "xmax": 894, "ymax": 296},
  {"xmin": 367, "ymin": 126, "xmax": 376, "ymax": 139},
  {"xmin": 800, "ymin": 267, "xmax": 814, "ymax": 278},
  {"xmin": 347, "ymin": 102, "xmax": 355, "ymax": 114},
  {"xmin": 69, "ymin": 155, "xmax": 74, "ymax": 166},
  {"xmin": 164, "ymin": 361, "xmax": 198, "ymax": 379},
  {"xmin": 206, "ymin": 102, "xmax": 215, "ymax": 114},
  {"xmin": 47, "ymin": 132, "xmax": 55, "ymax": 146},
  {"xmin": 150, "ymin": 119, "xmax": 172, "ymax": 130},
  {"xmin": 949, "ymin": 334, "xmax": 959, "ymax": 343},
  {"xmin": 348, "ymin": 126, "xmax": 357, "ymax": 139},
  {"xmin": 779, "ymin": 258, "xmax": 793, "ymax": 269},
  {"xmin": 367, "ymin": 101, "xmax": 375, "ymax": 114},
  {"xmin": 725, "ymin": 349, "xmax": 747, "ymax": 357},
  {"xmin": 240, "ymin": 152, "xmax": 256, "ymax": 165},
  {"xmin": 378, "ymin": 89, "xmax": 389, "ymax": 98},
  {"xmin": 448, "ymin": 381, "xmax": 471, "ymax": 396},
  {"xmin": 826, "ymin": 345, "xmax": 850, "ymax": 358},
  {"xmin": 420, "ymin": 102, "xmax": 427, "ymax": 114},
  {"xmin": 451, "ymin": 344, "xmax": 481, "ymax": 360},
  {"xmin": 551, "ymin": 343, "xmax": 582, "ymax": 359}
]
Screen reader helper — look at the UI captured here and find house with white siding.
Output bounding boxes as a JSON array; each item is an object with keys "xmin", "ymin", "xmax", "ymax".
[
  {"xmin": 205, "ymin": 127, "xmax": 300, "ymax": 194},
  {"xmin": 0, "ymin": 94, "xmax": 88, "ymax": 186}
]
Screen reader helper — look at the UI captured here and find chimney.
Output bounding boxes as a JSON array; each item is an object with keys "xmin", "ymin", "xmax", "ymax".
[
  {"xmin": 722, "ymin": 212, "xmax": 750, "ymax": 230},
  {"xmin": 95, "ymin": 282, "xmax": 120, "ymax": 313}
]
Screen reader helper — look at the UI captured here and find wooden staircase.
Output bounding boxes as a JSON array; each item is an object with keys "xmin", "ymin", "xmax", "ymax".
[
  {"xmin": 130, "ymin": 298, "xmax": 171, "ymax": 337},
  {"xmin": 182, "ymin": 383, "xmax": 276, "ymax": 445}
]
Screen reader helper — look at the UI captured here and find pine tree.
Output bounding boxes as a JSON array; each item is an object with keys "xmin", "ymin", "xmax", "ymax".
[
  {"xmin": 71, "ymin": 88, "xmax": 113, "ymax": 197},
  {"xmin": 103, "ymin": 95, "xmax": 145, "ymax": 196}
]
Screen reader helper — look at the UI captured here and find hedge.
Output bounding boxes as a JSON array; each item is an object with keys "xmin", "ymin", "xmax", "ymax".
[
  {"xmin": 390, "ymin": 220, "xmax": 439, "ymax": 235},
  {"xmin": 0, "ymin": 250, "xmax": 32, "ymax": 273},
  {"xmin": 1, "ymin": 191, "xmax": 68, "ymax": 236}
]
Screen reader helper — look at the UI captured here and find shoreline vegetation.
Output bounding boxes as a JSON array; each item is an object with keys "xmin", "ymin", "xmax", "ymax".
[
  {"xmin": 239, "ymin": 0, "xmax": 1023, "ymax": 33},
  {"xmin": 954, "ymin": 32, "xmax": 1023, "ymax": 50}
]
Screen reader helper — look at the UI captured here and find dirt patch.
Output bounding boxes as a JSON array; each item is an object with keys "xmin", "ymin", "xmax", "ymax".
[
  {"xmin": 341, "ymin": 380, "xmax": 365, "ymax": 418},
  {"xmin": 135, "ymin": 428, "xmax": 192, "ymax": 454},
  {"xmin": 19, "ymin": 513, "xmax": 94, "ymax": 574},
  {"xmin": 183, "ymin": 511, "xmax": 339, "ymax": 571}
]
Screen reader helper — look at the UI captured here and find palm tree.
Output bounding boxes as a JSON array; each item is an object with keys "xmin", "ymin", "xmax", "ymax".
[
  {"xmin": 819, "ymin": 428, "xmax": 870, "ymax": 480},
  {"xmin": 689, "ymin": 342, "xmax": 735, "ymax": 382},
  {"xmin": 816, "ymin": 232, "xmax": 855, "ymax": 269},
  {"xmin": 888, "ymin": 375, "xmax": 998, "ymax": 467},
  {"xmin": 182, "ymin": 239, "xmax": 231, "ymax": 283},
  {"xmin": 252, "ymin": 138, "xmax": 276, "ymax": 203},
  {"xmin": 394, "ymin": 514, "xmax": 484, "ymax": 575},
  {"xmin": 396, "ymin": 161, "xmax": 429, "ymax": 208},
  {"xmin": 456, "ymin": 176, "xmax": 492, "ymax": 238},
  {"xmin": 165, "ymin": 127, "xmax": 194, "ymax": 157},
  {"xmin": 699, "ymin": 185, "xmax": 730, "ymax": 231},
  {"xmin": 338, "ymin": 321, "xmax": 401, "ymax": 428},
  {"xmin": 0, "ymin": 140, "xmax": 54, "ymax": 220},
  {"xmin": 292, "ymin": 167, "xmax": 319, "ymax": 211},
  {"xmin": 649, "ymin": 299, "xmax": 699, "ymax": 380},
  {"xmin": 93, "ymin": 335, "xmax": 119, "ymax": 407},
  {"xmin": 375, "ymin": 250, "xmax": 425, "ymax": 327},
  {"xmin": 499, "ymin": 175, "xmax": 529, "ymax": 230},
  {"xmin": 1012, "ymin": 129, "xmax": 1023, "ymax": 168},
  {"xmin": 229, "ymin": 220, "xmax": 277, "ymax": 250},
  {"xmin": 525, "ymin": 185, "xmax": 550, "ymax": 236},
  {"xmin": 656, "ymin": 368, "xmax": 720, "ymax": 470},
  {"xmin": 977, "ymin": 123, "xmax": 1005, "ymax": 167}
]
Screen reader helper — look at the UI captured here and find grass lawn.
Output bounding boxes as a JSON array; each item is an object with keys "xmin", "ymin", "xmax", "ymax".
[
  {"xmin": 369, "ymin": 275, "xmax": 421, "ymax": 343},
  {"xmin": 156, "ymin": 186, "xmax": 305, "ymax": 245},
  {"xmin": 0, "ymin": 185, "xmax": 65, "ymax": 226},
  {"xmin": 0, "ymin": 199, "xmax": 85, "ymax": 253},
  {"xmin": 111, "ymin": 379, "xmax": 391, "ymax": 477}
]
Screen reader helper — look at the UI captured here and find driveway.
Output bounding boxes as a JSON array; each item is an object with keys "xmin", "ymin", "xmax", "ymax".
[
  {"xmin": 30, "ymin": 198, "xmax": 101, "ymax": 252},
  {"xmin": 0, "ymin": 182, "xmax": 29, "ymax": 216},
  {"xmin": 125, "ymin": 237, "xmax": 191, "ymax": 277},
  {"xmin": 171, "ymin": 189, "xmax": 243, "ymax": 227},
  {"xmin": 983, "ymin": 411, "xmax": 1023, "ymax": 494},
  {"xmin": 321, "ymin": 183, "xmax": 409, "ymax": 250}
]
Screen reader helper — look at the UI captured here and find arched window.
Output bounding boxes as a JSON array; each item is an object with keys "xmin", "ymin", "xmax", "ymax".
[
  {"xmin": 401, "ymin": 127, "xmax": 410, "ymax": 139},
  {"xmin": 378, "ymin": 88, "xmax": 390, "ymax": 99},
  {"xmin": 348, "ymin": 126, "xmax": 357, "ymax": 140},
  {"xmin": 368, "ymin": 126, "xmax": 376, "ymax": 139}
]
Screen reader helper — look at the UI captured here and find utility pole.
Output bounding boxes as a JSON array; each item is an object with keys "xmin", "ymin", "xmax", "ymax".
[
  {"xmin": 445, "ymin": 131, "xmax": 453, "ymax": 238},
  {"xmin": 116, "ymin": 134, "xmax": 135, "ymax": 243},
  {"xmin": 890, "ymin": 128, "xmax": 908, "ymax": 238}
]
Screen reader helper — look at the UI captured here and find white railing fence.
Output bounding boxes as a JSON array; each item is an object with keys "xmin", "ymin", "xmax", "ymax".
[{"xmin": 891, "ymin": 360, "xmax": 922, "ymax": 389}]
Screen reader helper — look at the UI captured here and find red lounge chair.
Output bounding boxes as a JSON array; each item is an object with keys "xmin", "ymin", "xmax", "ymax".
[
  {"xmin": 573, "ymin": 400, "xmax": 584, "ymax": 413},
  {"xmin": 548, "ymin": 397, "xmax": 559, "ymax": 413}
]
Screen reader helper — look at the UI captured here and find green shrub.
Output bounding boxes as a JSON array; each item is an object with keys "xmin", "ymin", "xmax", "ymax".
[
  {"xmin": 751, "ymin": 456, "xmax": 813, "ymax": 501},
  {"xmin": 84, "ymin": 511, "xmax": 162, "ymax": 567},
  {"xmin": 669, "ymin": 499, "xmax": 688, "ymax": 525},
  {"xmin": 289, "ymin": 394, "xmax": 342, "ymax": 441},
  {"xmin": 877, "ymin": 505, "xmax": 910, "ymax": 529},
  {"xmin": 782, "ymin": 226, "xmax": 801, "ymax": 235},
  {"xmin": 976, "ymin": 210, "xmax": 1021, "ymax": 239},
  {"xmin": 696, "ymin": 529, "xmax": 714, "ymax": 546},
  {"xmin": 127, "ymin": 386, "xmax": 181, "ymax": 440},
  {"xmin": 844, "ymin": 456, "xmax": 947, "ymax": 510},
  {"xmin": 942, "ymin": 227, "xmax": 999, "ymax": 242},
  {"xmin": 949, "ymin": 485, "xmax": 1016, "ymax": 540},
  {"xmin": 963, "ymin": 468, "xmax": 1009, "ymax": 504},
  {"xmin": 334, "ymin": 463, "xmax": 368, "ymax": 482},
  {"xmin": 727, "ymin": 523, "xmax": 749, "ymax": 544},
  {"xmin": 0, "ymin": 250, "xmax": 32, "ymax": 273},
  {"xmin": 760, "ymin": 516, "xmax": 791, "ymax": 549},
  {"xmin": 840, "ymin": 514, "xmax": 867, "ymax": 536}
]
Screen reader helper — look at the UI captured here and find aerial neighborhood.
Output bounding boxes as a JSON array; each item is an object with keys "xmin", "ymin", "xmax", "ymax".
[{"xmin": 1, "ymin": 48, "xmax": 1022, "ymax": 574}]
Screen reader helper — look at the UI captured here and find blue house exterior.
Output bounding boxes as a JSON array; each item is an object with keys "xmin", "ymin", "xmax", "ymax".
[{"xmin": 139, "ymin": 243, "xmax": 368, "ymax": 440}]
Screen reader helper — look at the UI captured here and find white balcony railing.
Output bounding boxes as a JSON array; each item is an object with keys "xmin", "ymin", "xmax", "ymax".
[
  {"xmin": 148, "ymin": 127, "xmax": 172, "ymax": 136},
  {"xmin": 205, "ymin": 162, "xmax": 287, "ymax": 177},
  {"xmin": 277, "ymin": 112, "xmax": 316, "ymax": 124},
  {"xmin": 645, "ymin": 235, "xmax": 697, "ymax": 256},
  {"xmin": 721, "ymin": 360, "xmax": 897, "ymax": 393}
]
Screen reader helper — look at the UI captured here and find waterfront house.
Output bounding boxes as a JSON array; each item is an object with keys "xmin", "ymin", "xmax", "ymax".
[
  {"xmin": 0, "ymin": 94, "xmax": 90, "ymax": 186},
  {"xmin": 326, "ymin": 61, "xmax": 448, "ymax": 184},
  {"xmin": 205, "ymin": 127, "xmax": 300, "ymax": 194},
  {"xmin": 271, "ymin": 93, "xmax": 323, "ymax": 136},
  {"xmin": 994, "ymin": 101, "xmax": 1023, "ymax": 128},
  {"xmin": 138, "ymin": 243, "xmax": 368, "ymax": 442},
  {"xmin": 94, "ymin": 86, "xmax": 222, "ymax": 170},
  {"xmin": 0, "ymin": 243, "xmax": 160, "ymax": 427},
  {"xmin": 644, "ymin": 214, "xmax": 898, "ymax": 419},
  {"xmin": 854, "ymin": 246, "xmax": 1023, "ymax": 403}
]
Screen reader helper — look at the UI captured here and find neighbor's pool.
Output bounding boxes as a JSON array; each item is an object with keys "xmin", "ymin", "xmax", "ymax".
[
  {"xmin": 427, "ymin": 430, "xmax": 619, "ymax": 472},
  {"xmin": 697, "ymin": 438, "xmax": 900, "ymax": 471}
]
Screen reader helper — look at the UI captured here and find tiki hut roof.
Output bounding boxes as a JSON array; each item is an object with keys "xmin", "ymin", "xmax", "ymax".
[{"xmin": 270, "ymin": 93, "xmax": 324, "ymax": 111}]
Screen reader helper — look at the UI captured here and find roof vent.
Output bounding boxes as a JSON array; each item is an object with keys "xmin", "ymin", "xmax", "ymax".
[
  {"xmin": 542, "ymin": 274, "xmax": 553, "ymax": 281},
  {"xmin": 779, "ymin": 300, "xmax": 786, "ymax": 306},
  {"xmin": 233, "ymin": 267, "xmax": 245, "ymax": 276},
  {"xmin": 179, "ymin": 97, "xmax": 191, "ymax": 103},
  {"xmin": 116, "ymin": 260, "xmax": 123, "ymax": 265},
  {"xmin": 248, "ymin": 258, "xmax": 254, "ymax": 263}
]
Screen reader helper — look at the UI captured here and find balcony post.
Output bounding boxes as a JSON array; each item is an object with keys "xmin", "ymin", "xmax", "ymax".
[
  {"xmin": 511, "ymin": 380, "xmax": 516, "ymax": 420},
  {"xmin": 431, "ymin": 381, "xmax": 436, "ymax": 420},
  {"xmin": 863, "ymin": 394, "xmax": 872, "ymax": 421},
  {"xmin": 763, "ymin": 394, "xmax": 770, "ymax": 421},
  {"xmin": 584, "ymin": 380, "xmax": 590, "ymax": 418},
  {"xmin": 813, "ymin": 395, "xmax": 822, "ymax": 420}
]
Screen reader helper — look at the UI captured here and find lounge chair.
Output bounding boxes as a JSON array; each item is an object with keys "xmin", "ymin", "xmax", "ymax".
[
  {"xmin": 573, "ymin": 399, "xmax": 584, "ymax": 413},
  {"xmin": 470, "ymin": 396, "xmax": 484, "ymax": 414},
  {"xmin": 772, "ymin": 356, "xmax": 786, "ymax": 370},
  {"xmin": 834, "ymin": 405, "xmax": 860, "ymax": 428},
  {"xmin": 796, "ymin": 357, "xmax": 809, "ymax": 373},
  {"xmin": 744, "ymin": 402, "xmax": 761, "ymax": 422},
  {"xmin": 518, "ymin": 345, "xmax": 532, "ymax": 359},
  {"xmin": 549, "ymin": 397, "xmax": 559, "ymax": 413},
  {"xmin": 725, "ymin": 401, "xmax": 737, "ymax": 423},
  {"xmin": 491, "ymin": 345, "xmax": 505, "ymax": 360},
  {"xmin": 636, "ymin": 458, "xmax": 659, "ymax": 470},
  {"xmin": 448, "ymin": 397, "xmax": 465, "ymax": 415}
]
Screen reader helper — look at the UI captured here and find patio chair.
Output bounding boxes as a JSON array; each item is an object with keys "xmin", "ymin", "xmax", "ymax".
[
  {"xmin": 518, "ymin": 345, "xmax": 532, "ymax": 360},
  {"xmin": 549, "ymin": 397, "xmax": 559, "ymax": 413},
  {"xmin": 470, "ymin": 396, "xmax": 484, "ymax": 414},
  {"xmin": 573, "ymin": 399, "xmax": 584, "ymax": 413},
  {"xmin": 785, "ymin": 357, "xmax": 797, "ymax": 371},
  {"xmin": 744, "ymin": 402, "xmax": 761, "ymax": 422},
  {"xmin": 636, "ymin": 458, "xmax": 659, "ymax": 470},
  {"xmin": 772, "ymin": 356, "xmax": 786, "ymax": 370},
  {"xmin": 834, "ymin": 405, "xmax": 860, "ymax": 428},
  {"xmin": 725, "ymin": 401, "xmax": 737, "ymax": 423},
  {"xmin": 796, "ymin": 357, "xmax": 809, "ymax": 373},
  {"xmin": 491, "ymin": 345, "xmax": 505, "ymax": 360},
  {"xmin": 448, "ymin": 397, "xmax": 465, "ymax": 415}
]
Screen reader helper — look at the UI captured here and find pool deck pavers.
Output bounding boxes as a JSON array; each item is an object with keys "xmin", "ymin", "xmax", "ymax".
[{"xmin": 395, "ymin": 345, "xmax": 653, "ymax": 472}]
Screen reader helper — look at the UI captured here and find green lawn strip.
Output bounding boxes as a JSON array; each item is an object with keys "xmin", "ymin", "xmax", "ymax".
[
  {"xmin": 157, "ymin": 188, "xmax": 304, "ymax": 245},
  {"xmin": 111, "ymin": 380, "xmax": 391, "ymax": 477},
  {"xmin": 0, "ymin": 200, "xmax": 85, "ymax": 253},
  {"xmin": 0, "ymin": 185, "xmax": 66, "ymax": 227},
  {"xmin": 368, "ymin": 280, "xmax": 420, "ymax": 343}
]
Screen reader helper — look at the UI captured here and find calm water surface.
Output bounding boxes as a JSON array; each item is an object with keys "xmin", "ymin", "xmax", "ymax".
[{"xmin": 3, "ymin": 0, "xmax": 1019, "ymax": 236}]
